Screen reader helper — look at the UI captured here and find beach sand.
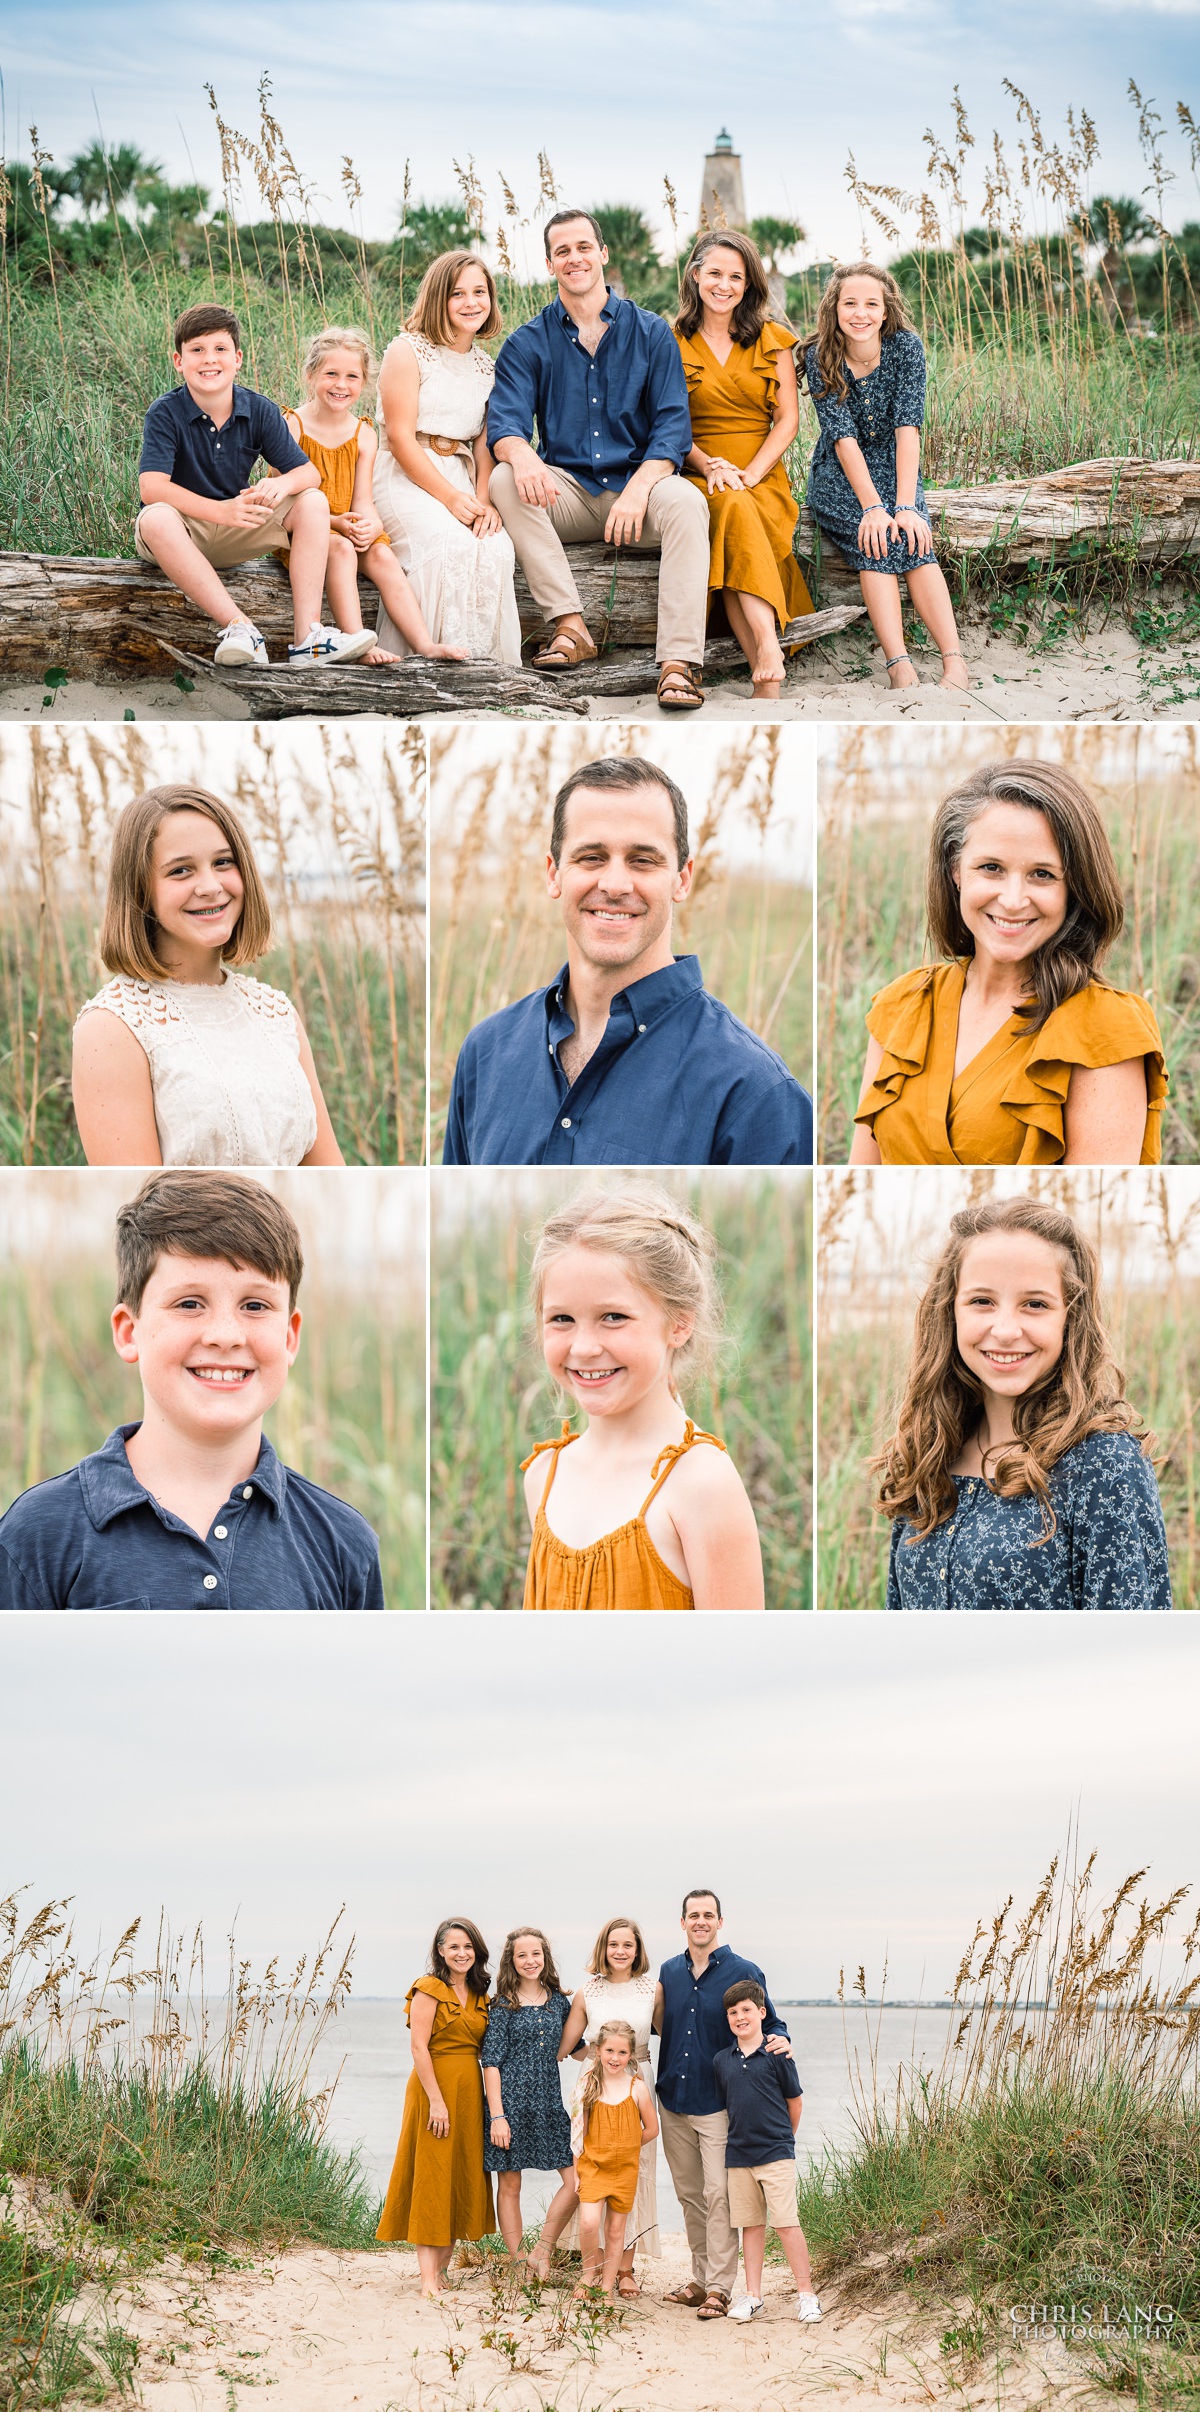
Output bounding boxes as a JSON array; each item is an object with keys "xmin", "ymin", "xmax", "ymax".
[
  {"xmin": 83, "ymin": 2230, "xmax": 1113, "ymax": 2411},
  {"xmin": 3, "ymin": 615, "xmax": 1197, "ymax": 725}
]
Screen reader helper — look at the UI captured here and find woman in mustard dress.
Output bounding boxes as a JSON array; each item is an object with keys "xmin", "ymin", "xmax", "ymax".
[
  {"xmin": 674, "ymin": 230, "xmax": 813, "ymax": 697},
  {"xmin": 849, "ymin": 759, "xmax": 1166, "ymax": 1167},
  {"xmin": 377, "ymin": 1918, "xmax": 495, "ymax": 2295}
]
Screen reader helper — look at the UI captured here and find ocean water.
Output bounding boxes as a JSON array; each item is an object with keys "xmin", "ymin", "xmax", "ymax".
[{"xmin": 314, "ymin": 2001, "xmax": 960, "ymax": 2234}]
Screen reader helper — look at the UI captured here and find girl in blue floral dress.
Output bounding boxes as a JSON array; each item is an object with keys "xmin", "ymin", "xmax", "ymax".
[
  {"xmin": 481, "ymin": 1927, "xmax": 577, "ymax": 2268},
  {"xmin": 804, "ymin": 262, "xmax": 969, "ymax": 692}
]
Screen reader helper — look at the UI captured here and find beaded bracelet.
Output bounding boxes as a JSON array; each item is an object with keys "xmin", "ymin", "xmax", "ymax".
[{"xmin": 861, "ymin": 503, "xmax": 888, "ymax": 514}]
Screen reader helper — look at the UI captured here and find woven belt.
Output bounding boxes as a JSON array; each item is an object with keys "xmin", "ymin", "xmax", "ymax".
[{"xmin": 418, "ymin": 432, "xmax": 472, "ymax": 459}]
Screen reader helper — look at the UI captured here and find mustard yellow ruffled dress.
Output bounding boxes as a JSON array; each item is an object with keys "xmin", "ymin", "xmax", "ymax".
[
  {"xmin": 677, "ymin": 321, "xmax": 813, "ymax": 631},
  {"xmin": 855, "ymin": 962, "xmax": 1166, "ymax": 1165},
  {"xmin": 376, "ymin": 1978, "xmax": 494, "ymax": 2247}
]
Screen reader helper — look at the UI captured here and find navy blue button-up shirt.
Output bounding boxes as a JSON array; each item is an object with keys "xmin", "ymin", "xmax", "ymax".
[
  {"xmin": 0, "ymin": 1426, "xmax": 384, "ymax": 1611},
  {"xmin": 487, "ymin": 290, "xmax": 692, "ymax": 494},
  {"xmin": 138, "ymin": 383, "xmax": 309, "ymax": 503},
  {"xmin": 442, "ymin": 956, "xmax": 812, "ymax": 1165},
  {"xmin": 657, "ymin": 1945, "xmax": 789, "ymax": 2118}
]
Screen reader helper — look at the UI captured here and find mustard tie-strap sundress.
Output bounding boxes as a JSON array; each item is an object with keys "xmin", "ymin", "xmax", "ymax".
[
  {"xmin": 376, "ymin": 1977, "xmax": 495, "ymax": 2246},
  {"xmin": 286, "ymin": 420, "xmax": 390, "ymax": 533},
  {"xmin": 521, "ymin": 1420, "xmax": 727, "ymax": 1612},
  {"xmin": 577, "ymin": 2087, "xmax": 643, "ymax": 2217}
]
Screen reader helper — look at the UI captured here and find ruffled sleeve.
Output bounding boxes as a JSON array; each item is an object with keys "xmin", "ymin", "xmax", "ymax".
[
  {"xmin": 405, "ymin": 1975, "xmax": 454, "ymax": 2025},
  {"xmin": 855, "ymin": 965, "xmax": 940, "ymax": 1129},
  {"xmin": 675, "ymin": 330, "xmax": 705, "ymax": 396},
  {"xmin": 1000, "ymin": 985, "xmax": 1167, "ymax": 1163},
  {"xmin": 745, "ymin": 319, "xmax": 798, "ymax": 411}
]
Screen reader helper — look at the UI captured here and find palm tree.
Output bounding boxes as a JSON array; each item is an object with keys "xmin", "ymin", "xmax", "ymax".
[
  {"xmin": 589, "ymin": 204, "xmax": 660, "ymax": 299},
  {"xmin": 60, "ymin": 140, "xmax": 164, "ymax": 221},
  {"xmin": 392, "ymin": 201, "xmax": 481, "ymax": 272},
  {"xmin": 1082, "ymin": 194, "xmax": 1154, "ymax": 327},
  {"xmin": 749, "ymin": 215, "xmax": 805, "ymax": 276}
]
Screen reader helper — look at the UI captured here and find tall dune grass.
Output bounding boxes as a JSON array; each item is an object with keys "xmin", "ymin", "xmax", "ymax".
[
  {"xmin": 817, "ymin": 725, "xmax": 1200, "ymax": 1166},
  {"xmin": 817, "ymin": 1167, "xmax": 1200, "ymax": 1611},
  {"xmin": 0, "ymin": 722, "xmax": 425, "ymax": 1166},
  {"xmin": 432, "ymin": 1167, "xmax": 812, "ymax": 1610},
  {"xmin": 429, "ymin": 724, "xmax": 812, "ymax": 1157}
]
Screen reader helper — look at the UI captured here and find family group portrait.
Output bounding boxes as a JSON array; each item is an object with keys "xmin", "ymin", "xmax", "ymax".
[{"xmin": 6, "ymin": 47, "xmax": 1200, "ymax": 721}]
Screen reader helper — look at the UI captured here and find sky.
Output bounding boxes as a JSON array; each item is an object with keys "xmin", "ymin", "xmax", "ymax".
[
  {"xmin": 3, "ymin": 2, "xmax": 1199, "ymax": 266},
  {"xmin": 3, "ymin": 1614, "xmax": 1197, "ymax": 2004}
]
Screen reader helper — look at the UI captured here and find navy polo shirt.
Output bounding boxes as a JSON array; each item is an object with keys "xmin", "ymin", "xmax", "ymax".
[
  {"xmin": 442, "ymin": 956, "xmax": 812, "ymax": 1165},
  {"xmin": 0, "ymin": 1427, "xmax": 384, "ymax": 1611},
  {"xmin": 487, "ymin": 289, "xmax": 692, "ymax": 493},
  {"xmin": 713, "ymin": 2040, "xmax": 802, "ymax": 2166},
  {"xmin": 657, "ymin": 1945, "xmax": 789, "ymax": 2118},
  {"xmin": 138, "ymin": 383, "xmax": 309, "ymax": 503}
]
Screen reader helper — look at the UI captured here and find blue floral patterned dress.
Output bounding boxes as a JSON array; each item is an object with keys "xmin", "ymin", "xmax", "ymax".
[
  {"xmin": 481, "ymin": 1992, "xmax": 573, "ymax": 2172},
  {"xmin": 886, "ymin": 1431, "xmax": 1171, "ymax": 1611},
  {"xmin": 805, "ymin": 327, "xmax": 931, "ymax": 575}
]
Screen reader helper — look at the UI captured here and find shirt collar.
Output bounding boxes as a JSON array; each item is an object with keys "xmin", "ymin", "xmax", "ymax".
[
  {"xmin": 551, "ymin": 286, "xmax": 620, "ymax": 331},
  {"xmin": 544, "ymin": 954, "xmax": 703, "ymax": 1039},
  {"xmin": 78, "ymin": 1425, "xmax": 286, "ymax": 1530},
  {"xmin": 687, "ymin": 1943, "xmax": 732, "ymax": 1978},
  {"xmin": 180, "ymin": 381, "xmax": 252, "ymax": 425}
]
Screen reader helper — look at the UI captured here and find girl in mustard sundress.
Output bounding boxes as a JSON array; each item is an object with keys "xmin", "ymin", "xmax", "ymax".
[
  {"xmin": 570, "ymin": 2022, "xmax": 658, "ymax": 2300},
  {"xmin": 849, "ymin": 759, "xmax": 1166, "ymax": 1168},
  {"xmin": 284, "ymin": 328, "xmax": 468, "ymax": 666},
  {"xmin": 674, "ymin": 230, "xmax": 813, "ymax": 697},
  {"xmin": 377, "ymin": 1918, "xmax": 495, "ymax": 2297},
  {"xmin": 521, "ymin": 1186, "xmax": 763, "ymax": 1612}
]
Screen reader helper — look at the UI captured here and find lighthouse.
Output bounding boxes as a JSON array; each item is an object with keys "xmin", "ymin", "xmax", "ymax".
[{"xmin": 698, "ymin": 129, "xmax": 746, "ymax": 233}]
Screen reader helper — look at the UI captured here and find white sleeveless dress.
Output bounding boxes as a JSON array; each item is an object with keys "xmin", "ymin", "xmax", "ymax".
[
  {"xmin": 373, "ymin": 331, "xmax": 522, "ymax": 661},
  {"xmin": 77, "ymin": 972, "xmax": 318, "ymax": 1166},
  {"xmin": 564, "ymin": 1969, "xmax": 661, "ymax": 2257}
]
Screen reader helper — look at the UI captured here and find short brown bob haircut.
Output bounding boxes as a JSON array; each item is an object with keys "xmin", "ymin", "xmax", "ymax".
[
  {"xmin": 551, "ymin": 755, "xmax": 691, "ymax": 869},
  {"xmin": 115, "ymin": 1172, "xmax": 305, "ymax": 1315},
  {"xmin": 406, "ymin": 250, "xmax": 502, "ymax": 347},
  {"xmin": 926, "ymin": 758, "xmax": 1126, "ymax": 1033},
  {"xmin": 675, "ymin": 229, "xmax": 775, "ymax": 350},
  {"xmin": 586, "ymin": 1915, "xmax": 650, "ymax": 1979},
  {"xmin": 173, "ymin": 303, "xmax": 242, "ymax": 353},
  {"xmin": 100, "ymin": 784, "xmax": 272, "ymax": 981},
  {"xmin": 544, "ymin": 208, "xmax": 605, "ymax": 258}
]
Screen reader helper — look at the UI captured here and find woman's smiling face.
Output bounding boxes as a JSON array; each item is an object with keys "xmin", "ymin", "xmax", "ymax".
[
  {"xmin": 954, "ymin": 1232, "xmax": 1069, "ymax": 1401},
  {"xmin": 695, "ymin": 245, "xmax": 747, "ymax": 315},
  {"xmin": 953, "ymin": 801, "xmax": 1069, "ymax": 971},
  {"xmin": 441, "ymin": 1927, "xmax": 478, "ymax": 1977},
  {"xmin": 539, "ymin": 1245, "xmax": 691, "ymax": 1418}
]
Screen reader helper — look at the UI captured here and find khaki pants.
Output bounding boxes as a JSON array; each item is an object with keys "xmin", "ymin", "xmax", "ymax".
[
  {"xmin": 490, "ymin": 461, "xmax": 709, "ymax": 666},
  {"xmin": 134, "ymin": 496, "xmax": 297, "ymax": 567},
  {"xmin": 657, "ymin": 2104, "xmax": 739, "ymax": 2297}
]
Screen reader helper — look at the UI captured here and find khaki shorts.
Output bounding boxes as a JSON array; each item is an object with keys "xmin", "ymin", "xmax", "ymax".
[
  {"xmin": 727, "ymin": 2159, "xmax": 798, "ymax": 2232},
  {"xmin": 134, "ymin": 496, "xmax": 296, "ymax": 567}
]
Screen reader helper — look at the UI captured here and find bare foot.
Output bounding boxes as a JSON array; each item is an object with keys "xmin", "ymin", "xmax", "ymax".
[
  {"xmin": 751, "ymin": 639, "xmax": 786, "ymax": 694},
  {"xmin": 886, "ymin": 655, "xmax": 920, "ymax": 690},
  {"xmin": 425, "ymin": 643, "xmax": 470, "ymax": 661},
  {"xmin": 939, "ymin": 652, "xmax": 970, "ymax": 690},
  {"xmin": 364, "ymin": 646, "xmax": 400, "ymax": 666}
]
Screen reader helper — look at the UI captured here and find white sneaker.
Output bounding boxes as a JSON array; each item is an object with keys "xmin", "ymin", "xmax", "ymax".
[
  {"xmin": 287, "ymin": 624, "xmax": 374, "ymax": 667},
  {"xmin": 214, "ymin": 621, "xmax": 268, "ymax": 667},
  {"xmin": 796, "ymin": 2292, "xmax": 822, "ymax": 2322},
  {"xmin": 728, "ymin": 2295, "xmax": 764, "ymax": 2323}
]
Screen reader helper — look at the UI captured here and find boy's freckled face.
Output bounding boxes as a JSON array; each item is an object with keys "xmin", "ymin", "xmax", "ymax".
[
  {"xmin": 174, "ymin": 332, "xmax": 243, "ymax": 400},
  {"xmin": 112, "ymin": 1254, "xmax": 301, "ymax": 1439}
]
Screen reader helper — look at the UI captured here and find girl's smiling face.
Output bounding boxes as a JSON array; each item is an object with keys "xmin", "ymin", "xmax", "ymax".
[
  {"xmin": 836, "ymin": 275, "xmax": 888, "ymax": 344},
  {"xmin": 695, "ymin": 244, "xmax": 747, "ymax": 316},
  {"xmin": 953, "ymin": 802, "xmax": 1069, "ymax": 971},
  {"xmin": 604, "ymin": 1927, "xmax": 638, "ymax": 1976},
  {"xmin": 511, "ymin": 1933, "xmax": 546, "ymax": 1985},
  {"xmin": 149, "ymin": 809, "xmax": 244, "ymax": 973},
  {"xmin": 309, "ymin": 347, "xmax": 366, "ymax": 412},
  {"xmin": 446, "ymin": 263, "xmax": 493, "ymax": 340},
  {"xmin": 540, "ymin": 1245, "xmax": 692, "ymax": 1418},
  {"xmin": 954, "ymin": 1233, "xmax": 1069, "ymax": 1400},
  {"xmin": 598, "ymin": 2033, "xmax": 632, "ymax": 2078}
]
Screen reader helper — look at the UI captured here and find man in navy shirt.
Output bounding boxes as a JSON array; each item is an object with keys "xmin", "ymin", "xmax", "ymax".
[
  {"xmin": 488, "ymin": 211, "xmax": 710, "ymax": 710},
  {"xmin": 0, "ymin": 1172, "xmax": 383, "ymax": 1611},
  {"xmin": 137, "ymin": 302, "xmax": 373, "ymax": 670},
  {"xmin": 653, "ymin": 1889, "xmax": 794, "ymax": 2318},
  {"xmin": 442, "ymin": 756, "xmax": 812, "ymax": 1165}
]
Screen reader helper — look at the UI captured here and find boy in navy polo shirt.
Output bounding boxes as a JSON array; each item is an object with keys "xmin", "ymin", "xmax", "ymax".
[
  {"xmin": 714, "ymin": 1980, "xmax": 821, "ymax": 2325},
  {"xmin": 0, "ymin": 1172, "xmax": 383, "ymax": 1611},
  {"xmin": 136, "ymin": 303, "xmax": 374, "ymax": 669}
]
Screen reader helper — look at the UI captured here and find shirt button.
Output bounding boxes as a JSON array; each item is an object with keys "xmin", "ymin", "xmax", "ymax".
[
  {"xmin": 203, "ymin": 1575, "xmax": 218, "ymax": 1591},
  {"xmin": 242, "ymin": 1486, "xmax": 253, "ymax": 1499},
  {"xmin": 561, "ymin": 1117, "xmax": 571, "ymax": 1129},
  {"xmin": 637, "ymin": 1023, "xmax": 646, "ymax": 1033},
  {"xmin": 214, "ymin": 1525, "xmax": 228, "ymax": 1540}
]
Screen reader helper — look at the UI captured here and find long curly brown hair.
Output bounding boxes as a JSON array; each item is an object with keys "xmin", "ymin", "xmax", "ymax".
[
  {"xmin": 801, "ymin": 260, "xmax": 912, "ymax": 405},
  {"xmin": 926, "ymin": 759, "xmax": 1126, "ymax": 1033},
  {"xmin": 873, "ymin": 1196, "xmax": 1148, "ymax": 1543},
  {"xmin": 493, "ymin": 1926, "xmax": 565, "ymax": 2007}
]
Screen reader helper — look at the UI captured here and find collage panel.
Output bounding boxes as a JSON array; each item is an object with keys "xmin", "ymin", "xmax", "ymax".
[{"xmin": 431, "ymin": 1165, "xmax": 812, "ymax": 1610}]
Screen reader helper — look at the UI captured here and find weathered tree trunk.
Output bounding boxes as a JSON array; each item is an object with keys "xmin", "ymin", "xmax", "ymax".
[
  {"xmin": 548, "ymin": 606, "xmax": 867, "ymax": 699},
  {"xmin": 145, "ymin": 638, "xmax": 588, "ymax": 719}
]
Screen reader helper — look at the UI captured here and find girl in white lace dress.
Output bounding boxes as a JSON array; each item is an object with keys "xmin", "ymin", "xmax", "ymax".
[
  {"xmin": 540, "ymin": 1916, "xmax": 661, "ymax": 2292},
  {"xmin": 72, "ymin": 784, "xmax": 345, "ymax": 1168},
  {"xmin": 374, "ymin": 250, "xmax": 522, "ymax": 661}
]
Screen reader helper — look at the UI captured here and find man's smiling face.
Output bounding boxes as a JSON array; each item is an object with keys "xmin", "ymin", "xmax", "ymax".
[{"xmin": 547, "ymin": 783, "xmax": 693, "ymax": 977}]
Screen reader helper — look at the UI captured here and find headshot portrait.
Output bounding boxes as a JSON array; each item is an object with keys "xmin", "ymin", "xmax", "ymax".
[
  {"xmin": 817, "ymin": 728, "xmax": 1198, "ymax": 1168},
  {"xmin": 430, "ymin": 724, "xmax": 813, "ymax": 1167},
  {"xmin": 0, "ymin": 1167, "xmax": 425, "ymax": 1610},
  {"xmin": 818, "ymin": 1165, "xmax": 1196, "ymax": 1611},
  {"xmin": 0, "ymin": 721, "xmax": 425, "ymax": 1167},
  {"xmin": 431, "ymin": 1166, "xmax": 811, "ymax": 1610}
]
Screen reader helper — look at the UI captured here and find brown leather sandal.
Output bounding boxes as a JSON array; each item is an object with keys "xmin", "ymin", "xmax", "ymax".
[
  {"xmin": 696, "ymin": 2289, "xmax": 731, "ymax": 2319},
  {"xmin": 664, "ymin": 2280, "xmax": 708, "ymax": 2307},
  {"xmin": 656, "ymin": 660, "xmax": 704, "ymax": 712},
  {"xmin": 532, "ymin": 625, "xmax": 598, "ymax": 670}
]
